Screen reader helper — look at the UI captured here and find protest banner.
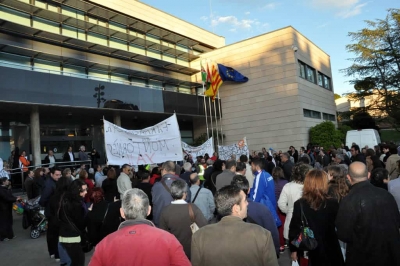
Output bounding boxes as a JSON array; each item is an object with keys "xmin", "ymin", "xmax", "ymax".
[
  {"xmin": 104, "ymin": 114, "xmax": 183, "ymax": 165},
  {"xmin": 182, "ymin": 137, "xmax": 214, "ymax": 158},
  {"xmin": 218, "ymin": 137, "xmax": 249, "ymax": 160}
]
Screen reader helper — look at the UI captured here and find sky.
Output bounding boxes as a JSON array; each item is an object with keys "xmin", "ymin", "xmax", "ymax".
[{"xmin": 140, "ymin": 0, "xmax": 398, "ymax": 96}]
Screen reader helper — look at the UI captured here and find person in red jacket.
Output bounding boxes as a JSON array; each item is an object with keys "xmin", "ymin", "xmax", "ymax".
[{"xmin": 89, "ymin": 188, "xmax": 190, "ymax": 266}]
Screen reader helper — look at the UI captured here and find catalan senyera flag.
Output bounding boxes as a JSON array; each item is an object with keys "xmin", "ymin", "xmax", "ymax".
[{"xmin": 204, "ymin": 61, "xmax": 223, "ymax": 101}]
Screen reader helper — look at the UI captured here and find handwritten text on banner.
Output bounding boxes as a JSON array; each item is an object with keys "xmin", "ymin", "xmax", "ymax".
[
  {"xmin": 104, "ymin": 114, "xmax": 183, "ymax": 165},
  {"xmin": 182, "ymin": 137, "xmax": 214, "ymax": 158}
]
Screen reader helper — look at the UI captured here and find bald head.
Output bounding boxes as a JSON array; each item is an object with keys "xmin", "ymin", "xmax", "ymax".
[
  {"xmin": 348, "ymin": 162, "xmax": 369, "ymax": 183},
  {"xmin": 190, "ymin": 172, "xmax": 200, "ymax": 185}
]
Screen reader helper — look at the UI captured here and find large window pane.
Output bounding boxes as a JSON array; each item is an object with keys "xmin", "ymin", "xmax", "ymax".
[
  {"xmin": 298, "ymin": 62, "xmax": 305, "ymax": 78},
  {"xmin": 306, "ymin": 66, "xmax": 315, "ymax": 83},
  {"xmin": 317, "ymin": 73, "xmax": 323, "ymax": 86}
]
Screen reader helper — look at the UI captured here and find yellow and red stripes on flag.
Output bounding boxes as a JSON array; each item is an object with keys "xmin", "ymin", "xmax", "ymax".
[{"xmin": 204, "ymin": 61, "xmax": 223, "ymax": 101}]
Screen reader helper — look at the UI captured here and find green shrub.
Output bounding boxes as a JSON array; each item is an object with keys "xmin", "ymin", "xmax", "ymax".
[{"xmin": 310, "ymin": 121, "xmax": 343, "ymax": 149}]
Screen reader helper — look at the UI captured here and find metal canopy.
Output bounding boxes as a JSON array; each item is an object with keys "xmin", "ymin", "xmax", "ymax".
[
  {"xmin": 0, "ymin": 18, "xmax": 199, "ymax": 75},
  {"xmin": 0, "ymin": 43, "xmax": 202, "ymax": 87},
  {"xmin": 0, "ymin": 0, "xmax": 199, "ymax": 61}
]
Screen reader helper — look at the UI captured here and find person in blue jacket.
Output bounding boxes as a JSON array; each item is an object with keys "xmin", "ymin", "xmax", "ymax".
[{"xmin": 249, "ymin": 159, "xmax": 281, "ymax": 227}]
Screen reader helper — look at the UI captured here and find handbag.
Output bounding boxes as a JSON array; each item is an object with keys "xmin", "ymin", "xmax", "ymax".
[
  {"xmin": 188, "ymin": 203, "xmax": 200, "ymax": 234},
  {"xmin": 291, "ymin": 201, "xmax": 318, "ymax": 251}
]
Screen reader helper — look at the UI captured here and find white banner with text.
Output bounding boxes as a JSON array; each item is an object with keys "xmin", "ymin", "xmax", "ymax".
[
  {"xmin": 104, "ymin": 114, "xmax": 183, "ymax": 165},
  {"xmin": 182, "ymin": 137, "xmax": 214, "ymax": 158}
]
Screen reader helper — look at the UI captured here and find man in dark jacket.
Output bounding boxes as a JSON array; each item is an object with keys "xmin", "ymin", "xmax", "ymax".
[
  {"xmin": 336, "ymin": 162, "xmax": 400, "ymax": 266},
  {"xmin": 151, "ymin": 161, "xmax": 191, "ymax": 226},
  {"xmin": 39, "ymin": 167, "xmax": 62, "ymax": 259},
  {"xmin": 350, "ymin": 145, "xmax": 366, "ymax": 164},
  {"xmin": 39, "ymin": 167, "xmax": 62, "ymax": 216},
  {"xmin": 280, "ymin": 153, "xmax": 294, "ymax": 180}
]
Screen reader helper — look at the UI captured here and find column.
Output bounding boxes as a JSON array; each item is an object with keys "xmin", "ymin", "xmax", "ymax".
[
  {"xmin": 30, "ymin": 106, "xmax": 41, "ymax": 166},
  {"xmin": 113, "ymin": 112, "xmax": 121, "ymax": 126}
]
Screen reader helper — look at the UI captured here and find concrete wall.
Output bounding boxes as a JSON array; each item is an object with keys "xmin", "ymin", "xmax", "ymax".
[
  {"xmin": 294, "ymin": 30, "xmax": 337, "ymax": 147},
  {"xmin": 88, "ymin": 0, "xmax": 225, "ymax": 48},
  {"xmin": 192, "ymin": 27, "xmax": 336, "ymax": 152}
]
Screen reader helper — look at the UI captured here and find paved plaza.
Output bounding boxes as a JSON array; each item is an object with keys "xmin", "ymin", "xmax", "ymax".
[{"xmin": 0, "ymin": 208, "xmax": 292, "ymax": 266}]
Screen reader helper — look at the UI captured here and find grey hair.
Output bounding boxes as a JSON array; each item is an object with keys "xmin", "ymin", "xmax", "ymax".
[
  {"xmin": 336, "ymin": 153, "xmax": 344, "ymax": 161},
  {"xmin": 80, "ymin": 145, "xmax": 85, "ymax": 151},
  {"xmin": 121, "ymin": 189, "xmax": 149, "ymax": 220},
  {"xmin": 170, "ymin": 179, "xmax": 188, "ymax": 200},
  {"xmin": 282, "ymin": 152, "xmax": 290, "ymax": 159},
  {"xmin": 183, "ymin": 162, "xmax": 192, "ymax": 172}
]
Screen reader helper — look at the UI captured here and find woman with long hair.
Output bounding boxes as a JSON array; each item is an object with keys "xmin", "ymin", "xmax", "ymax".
[
  {"xmin": 278, "ymin": 163, "xmax": 312, "ymax": 246},
  {"xmin": 326, "ymin": 165, "xmax": 350, "ymax": 202},
  {"xmin": 85, "ymin": 187, "xmax": 110, "ymax": 246},
  {"xmin": 289, "ymin": 169, "xmax": 344, "ymax": 266},
  {"xmin": 48, "ymin": 176, "xmax": 72, "ymax": 263},
  {"xmin": 78, "ymin": 170, "xmax": 94, "ymax": 207},
  {"xmin": 101, "ymin": 168, "xmax": 119, "ymax": 202},
  {"xmin": 58, "ymin": 179, "xmax": 88, "ymax": 266}
]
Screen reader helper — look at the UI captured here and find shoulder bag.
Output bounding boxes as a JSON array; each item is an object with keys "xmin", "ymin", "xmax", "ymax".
[
  {"xmin": 290, "ymin": 201, "xmax": 318, "ymax": 251},
  {"xmin": 188, "ymin": 203, "xmax": 200, "ymax": 234},
  {"xmin": 192, "ymin": 187, "xmax": 201, "ymax": 203}
]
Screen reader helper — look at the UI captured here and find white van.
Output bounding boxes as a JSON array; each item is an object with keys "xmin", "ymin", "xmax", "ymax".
[{"xmin": 346, "ymin": 129, "xmax": 381, "ymax": 149}]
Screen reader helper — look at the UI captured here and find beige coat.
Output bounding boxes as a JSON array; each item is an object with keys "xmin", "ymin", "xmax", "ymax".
[
  {"xmin": 191, "ymin": 216, "xmax": 278, "ymax": 266},
  {"xmin": 386, "ymin": 154, "xmax": 400, "ymax": 180}
]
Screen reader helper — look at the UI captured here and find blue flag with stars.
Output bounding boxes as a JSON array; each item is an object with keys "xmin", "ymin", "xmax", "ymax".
[{"xmin": 217, "ymin": 64, "xmax": 249, "ymax": 82}]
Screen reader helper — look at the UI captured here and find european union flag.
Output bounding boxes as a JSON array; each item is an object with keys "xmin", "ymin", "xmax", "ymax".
[{"xmin": 218, "ymin": 64, "xmax": 249, "ymax": 82}]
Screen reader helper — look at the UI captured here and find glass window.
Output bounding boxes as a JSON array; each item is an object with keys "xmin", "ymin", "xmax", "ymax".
[
  {"xmin": 311, "ymin": 111, "xmax": 321, "ymax": 119},
  {"xmin": 303, "ymin": 109, "xmax": 311, "ymax": 118},
  {"xmin": 323, "ymin": 113, "xmax": 335, "ymax": 121},
  {"xmin": 306, "ymin": 66, "xmax": 315, "ymax": 83},
  {"xmin": 324, "ymin": 76, "xmax": 331, "ymax": 90},
  {"xmin": 298, "ymin": 61, "xmax": 305, "ymax": 78},
  {"xmin": 304, "ymin": 109, "xmax": 320, "ymax": 119},
  {"xmin": 317, "ymin": 72, "xmax": 323, "ymax": 86}
]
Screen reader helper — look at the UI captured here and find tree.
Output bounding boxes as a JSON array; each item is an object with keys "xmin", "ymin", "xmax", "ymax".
[
  {"xmin": 334, "ymin": 93, "xmax": 342, "ymax": 100},
  {"xmin": 338, "ymin": 125, "xmax": 353, "ymax": 142},
  {"xmin": 341, "ymin": 9, "xmax": 400, "ymax": 130},
  {"xmin": 309, "ymin": 121, "xmax": 343, "ymax": 149},
  {"xmin": 351, "ymin": 111, "xmax": 379, "ymax": 131}
]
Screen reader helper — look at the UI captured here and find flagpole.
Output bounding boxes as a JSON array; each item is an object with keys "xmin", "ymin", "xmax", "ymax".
[
  {"xmin": 217, "ymin": 90, "xmax": 224, "ymax": 145},
  {"xmin": 202, "ymin": 83, "xmax": 210, "ymax": 139},
  {"xmin": 213, "ymin": 98, "xmax": 219, "ymax": 147},
  {"xmin": 208, "ymin": 96, "xmax": 214, "ymax": 143}
]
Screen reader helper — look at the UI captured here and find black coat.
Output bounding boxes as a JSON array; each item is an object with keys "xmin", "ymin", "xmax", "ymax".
[
  {"xmin": 289, "ymin": 198, "xmax": 344, "ymax": 266},
  {"xmin": 63, "ymin": 152, "xmax": 75, "ymax": 162},
  {"xmin": 101, "ymin": 178, "xmax": 119, "ymax": 202},
  {"xmin": 85, "ymin": 200, "xmax": 109, "ymax": 246},
  {"xmin": 101, "ymin": 200, "xmax": 123, "ymax": 238},
  {"xmin": 336, "ymin": 181, "xmax": 400, "ymax": 266},
  {"xmin": 282, "ymin": 160, "xmax": 294, "ymax": 181},
  {"xmin": 0, "ymin": 185, "xmax": 16, "ymax": 239}
]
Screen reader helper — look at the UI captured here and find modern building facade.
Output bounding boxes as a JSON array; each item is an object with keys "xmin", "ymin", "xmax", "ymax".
[
  {"xmin": 193, "ymin": 27, "xmax": 337, "ymax": 152},
  {"xmin": 0, "ymin": 0, "xmax": 336, "ymax": 171}
]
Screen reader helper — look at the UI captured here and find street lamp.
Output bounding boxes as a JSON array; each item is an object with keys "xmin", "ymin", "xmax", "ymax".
[{"xmin": 93, "ymin": 84, "xmax": 106, "ymax": 108}]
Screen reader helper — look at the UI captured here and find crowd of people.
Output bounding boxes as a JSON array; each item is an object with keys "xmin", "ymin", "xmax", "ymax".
[{"xmin": 0, "ymin": 142, "xmax": 400, "ymax": 266}]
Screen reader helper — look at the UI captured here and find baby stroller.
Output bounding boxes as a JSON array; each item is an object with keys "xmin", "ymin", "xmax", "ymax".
[{"xmin": 22, "ymin": 196, "xmax": 47, "ymax": 239}]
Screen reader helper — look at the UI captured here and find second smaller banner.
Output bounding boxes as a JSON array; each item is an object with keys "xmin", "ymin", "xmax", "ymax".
[{"xmin": 182, "ymin": 137, "xmax": 214, "ymax": 159}]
